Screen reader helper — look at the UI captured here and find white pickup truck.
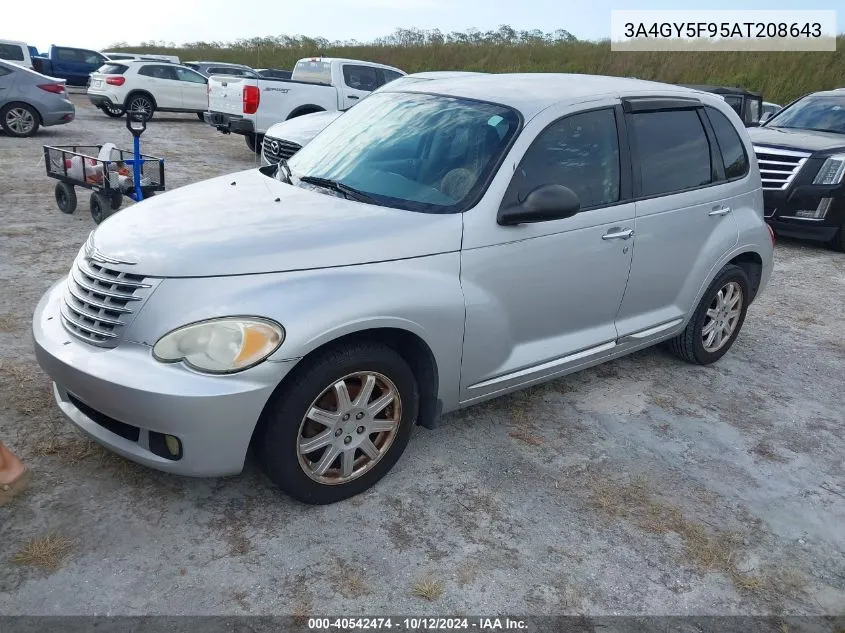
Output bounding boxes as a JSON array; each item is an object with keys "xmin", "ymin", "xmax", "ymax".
[{"xmin": 204, "ymin": 57, "xmax": 405, "ymax": 152}]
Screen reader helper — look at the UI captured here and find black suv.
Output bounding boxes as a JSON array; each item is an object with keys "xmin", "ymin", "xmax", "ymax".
[{"xmin": 748, "ymin": 90, "xmax": 845, "ymax": 251}]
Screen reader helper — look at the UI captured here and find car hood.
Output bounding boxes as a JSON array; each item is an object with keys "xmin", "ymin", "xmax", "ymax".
[
  {"xmin": 264, "ymin": 111, "xmax": 343, "ymax": 147},
  {"xmin": 748, "ymin": 126, "xmax": 845, "ymax": 153},
  {"xmin": 90, "ymin": 168, "xmax": 462, "ymax": 278}
]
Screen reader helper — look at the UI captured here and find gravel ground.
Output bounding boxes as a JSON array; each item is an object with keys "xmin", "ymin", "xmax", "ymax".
[{"xmin": 0, "ymin": 93, "xmax": 844, "ymax": 618}]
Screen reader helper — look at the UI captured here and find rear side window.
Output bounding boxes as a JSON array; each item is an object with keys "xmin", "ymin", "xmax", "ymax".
[
  {"xmin": 502, "ymin": 108, "xmax": 621, "ymax": 210},
  {"xmin": 343, "ymin": 65, "xmax": 380, "ymax": 91},
  {"xmin": 705, "ymin": 107, "xmax": 749, "ymax": 179},
  {"xmin": 55, "ymin": 47, "xmax": 83, "ymax": 62},
  {"xmin": 0, "ymin": 43, "xmax": 25, "ymax": 61},
  {"xmin": 381, "ymin": 69, "xmax": 403, "ymax": 84},
  {"xmin": 99, "ymin": 63, "xmax": 128, "ymax": 75},
  {"xmin": 139, "ymin": 65, "xmax": 177, "ymax": 80},
  {"xmin": 632, "ymin": 110, "xmax": 712, "ymax": 196}
]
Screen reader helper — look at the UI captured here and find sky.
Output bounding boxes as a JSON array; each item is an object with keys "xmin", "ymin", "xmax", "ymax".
[{"xmin": 14, "ymin": 0, "xmax": 845, "ymax": 52}]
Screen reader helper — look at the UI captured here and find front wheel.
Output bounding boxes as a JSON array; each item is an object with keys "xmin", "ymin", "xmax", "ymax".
[
  {"xmin": 196, "ymin": 112, "xmax": 205, "ymax": 121},
  {"xmin": 256, "ymin": 343, "xmax": 419, "ymax": 504},
  {"xmin": 668, "ymin": 264, "xmax": 750, "ymax": 365},
  {"xmin": 831, "ymin": 221, "xmax": 845, "ymax": 253},
  {"xmin": 55, "ymin": 182, "xmax": 77, "ymax": 214},
  {"xmin": 101, "ymin": 103, "xmax": 125, "ymax": 118}
]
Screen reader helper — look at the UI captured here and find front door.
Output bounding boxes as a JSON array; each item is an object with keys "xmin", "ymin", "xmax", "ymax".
[
  {"xmin": 174, "ymin": 66, "xmax": 208, "ymax": 111},
  {"xmin": 137, "ymin": 64, "xmax": 182, "ymax": 109},
  {"xmin": 340, "ymin": 64, "xmax": 381, "ymax": 110},
  {"xmin": 460, "ymin": 102, "xmax": 636, "ymax": 402}
]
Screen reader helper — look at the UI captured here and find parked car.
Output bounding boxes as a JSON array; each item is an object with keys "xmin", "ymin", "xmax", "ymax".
[
  {"xmin": 183, "ymin": 61, "xmax": 258, "ymax": 78},
  {"xmin": 761, "ymin": 101, "xmax": 782, "ymax": 123},
  {"xmin": 87, "ymin": 60, "xmax": 209, "ymax": 120},
  {"xmin": 104, "ymin": 52, "xmax": 180, "ymax": 64},
  {"xmin": 681, "ymin": 85, "xmax": 764, "ymax": 126},
  {"xmin": 0, "ymin": 40, "xmax": 34, "ymax": 70},
  {"xmin": 256, "ymin": 68, "xmax": 292, "ymax": 80},
  {"xmin": 0, "ymin": 60, "xmax": 74, "ymax": 137},
  {"xmin": 206, "ymin": 57, "xmax": 405, "ymax": 152},
  {"xmin": 32, "ymin": 45, "xmax": 109, "ymax": 87},
  {"xmin": 33, "ymin": 74, "xmax": 773, "ymax": 504},
  {"xmin": 748, "ymin": 89, "xmax": 845, "ymax": 251},
  {"xmin": 261, "ymin": 71, "xmax": 485, "ymax": 166}
]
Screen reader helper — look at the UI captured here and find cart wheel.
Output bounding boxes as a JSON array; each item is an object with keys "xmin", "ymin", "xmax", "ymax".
[
  {"xmin": 90, "ymin": 192, "xmax": 111, "ymax": 224},
  {"xmin": 110, "ymin": 190, "xmax": 123, "ymax": 211},
  {"xmin": 55, "ymin": 182, "xmax": 77, "ymax": 214}
]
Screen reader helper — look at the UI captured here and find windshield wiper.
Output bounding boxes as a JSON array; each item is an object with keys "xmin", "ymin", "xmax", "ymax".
[{"xmin": 298, "ymin": 175, "xmax": 379, "ymax": 205}]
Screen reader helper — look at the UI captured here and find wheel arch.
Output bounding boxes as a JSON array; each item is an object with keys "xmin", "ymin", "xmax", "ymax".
[
  {"xmin": 728, "ymin": 251, "xmax": 764, "ymax": 303},
  {"xmin": 123, "ymin": 90, "xmax": 157, "ymax": 110},
  {"xmin": 252, "ymin": 325, "xmax": 441, "ymax": 448},
  {"xmin": 286, "ymin": 105, "xmax": 325, "ymax": 120}
]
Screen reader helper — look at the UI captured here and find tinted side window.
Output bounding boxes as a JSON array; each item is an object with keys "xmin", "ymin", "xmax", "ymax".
[
  {"xmin": 503, "ymin": 108, "xmax": 620, "ymax": 209},
  {"xmin": 55, "ymin": 48, "xmax": 82, "ymax": 62},
  {"xmin": 381, "ymin": 69, "xmax": 403, "ymax": 84},
  {"xmin": 175, "ymin": 67, "xmax": 207, "ymax": 83},
  {"xmin": 83, "ymin": 51, "xmax": 105, "ymax": 65},
  {"xmin": 705, "ymin": 107, "xmax": 749, "ymax": 179},
  {"xmin": 139, "ymin": 65, "xmax": 177, "ymax": 80},
  {"xmin": 632, "ymin": 110, "xmax": 712, "ymax": 197},
  {"xmin": 343, "ymin": 65, "xmax": 379, "ymax": 91},
  {"xmin": 0, "ymin": 44, "xmax": 25, "ymax": 61}
]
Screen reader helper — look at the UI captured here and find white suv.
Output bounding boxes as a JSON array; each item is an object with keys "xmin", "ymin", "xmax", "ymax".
[{"xmin": 87, "ymin": 60, "xmax": 208, "ymax": 120}]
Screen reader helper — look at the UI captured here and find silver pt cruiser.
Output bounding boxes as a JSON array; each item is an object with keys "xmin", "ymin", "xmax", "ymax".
[{"xmin": 33, "ymin": 74, "xmax": 774, "ymax": 504}]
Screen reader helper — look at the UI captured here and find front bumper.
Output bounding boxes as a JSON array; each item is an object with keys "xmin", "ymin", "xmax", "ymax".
[
  {"xmin": 204, "ymin": 111, "xmax": 254, "ymax": 136},
  {"xmin": 763, "ymin": 188, "xmax": 844, "ymax": 243},
  {"xmin": 32, "ymin": 279, "xmax": 294, "ymax": 477}
]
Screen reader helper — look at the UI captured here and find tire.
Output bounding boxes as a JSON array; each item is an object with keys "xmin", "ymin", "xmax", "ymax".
[
  {"xmin": 109, "ymin": 190, "xmax": 123, "ymax": 211},
  {"xmin": 89, "ymin": 192, "xmax": 111, "ymax": 224},
  {"xmin": 245, "ymin": 133, "xmax": 263, "ymax": 154},
  {"xmin": 197, "ymin": 112, "xmax": 205, "ymax": 121},
  {"xmin": 668, "ymin": 264, "xmax": 751, "ymax": 365},
  {"xmin": 831, "ymin": 221, "xmax": 845, "ymax": 253},
  {"xmin": 54, "ymin": 182, "xmax": 77, "ymax": 214},
  {"xmin": 100, "ymin": 103, "xmax": 125, "ymax": 118},
  {"xmin": 0, "ymin": 103, "xmax": 40, "ymax": 137},
  {"xmin": 125, "ymin": 93, "xmax": 155, "ymax": 121},
  {"xmin": 256, "ymin": 342, "xmax": 420, "ymax": 504}
]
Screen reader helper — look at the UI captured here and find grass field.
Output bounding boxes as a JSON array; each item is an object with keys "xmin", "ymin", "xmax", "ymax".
[{"xmin": 112, "ymin": 29, "xmax": 845, "ymax": 105}]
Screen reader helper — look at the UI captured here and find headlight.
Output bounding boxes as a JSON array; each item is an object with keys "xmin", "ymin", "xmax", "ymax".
[
  {"xmin": 153, "ymin": 317, "xmax": 284, "ymax": 374},
  {"xmin": 813, "ymin": 154, "xmax": 845, "ymax": 185}
]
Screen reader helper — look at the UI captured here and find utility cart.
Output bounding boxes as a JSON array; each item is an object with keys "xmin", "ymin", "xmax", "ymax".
[{"xmin": 43, "ymin": 110, "xmax": 166, "ymax": 224}]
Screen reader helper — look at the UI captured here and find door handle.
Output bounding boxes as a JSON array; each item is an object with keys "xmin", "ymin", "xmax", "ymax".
[
  {"xmin": 348, "ymin": 95, "xmax": 359, "ymax": 100},
  {"xmin": 709, "ymin": 205, "xmax": 732, "ymax": 216},
  {"xmin": 602, "ymin": 228, "xmax": 634, "ymax": 240}
]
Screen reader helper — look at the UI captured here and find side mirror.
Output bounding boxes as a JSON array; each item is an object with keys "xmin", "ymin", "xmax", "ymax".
[{"xmin": 497, "ymin": 184, "xmax": 581, "ymax": 226}]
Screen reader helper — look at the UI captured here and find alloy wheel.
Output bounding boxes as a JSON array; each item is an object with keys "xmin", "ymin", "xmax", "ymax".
[
  {"xmin": 5, "ymin": 107, "xmax": 35, "ymax": 135},
  {"xmin": 297, "ymin": 371, "xmax": 401, "ymax": 485},
  {"xmin": 702, "ymin": 281, "xmax": 743, "ymax": 353}
]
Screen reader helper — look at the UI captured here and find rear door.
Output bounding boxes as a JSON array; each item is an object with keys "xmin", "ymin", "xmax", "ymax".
[
  {"xmin": 0, "ymin": 64, "xmax": 16, "ymax": 99},
  {"xmin": 340, "ymin": 64, "xmax": 382, "ymax": 109},
  {"xmin": 137, "ymin": 64, "xmax": 182, "ymax": 108},
  {"xmin": 614, "ymin": 98, "xmax": 741, "ymax": 338},
  {"xmin": 173, "ymin": 66, "xmax": 208, "ymax": 111}
]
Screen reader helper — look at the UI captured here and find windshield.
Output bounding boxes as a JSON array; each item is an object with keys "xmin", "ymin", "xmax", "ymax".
[
  {"xmin": 766, "ymin": 96, "xmax": 845, "ymax": 134},
  {"xmin": 286, "ymin": 92, "xmax": 520, "ymax": 214}
]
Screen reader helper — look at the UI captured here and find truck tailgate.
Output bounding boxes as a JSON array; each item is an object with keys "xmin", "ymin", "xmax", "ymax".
[{"xmin": 208, "ymin": 75, "xmax": 253, "ymax": 115}]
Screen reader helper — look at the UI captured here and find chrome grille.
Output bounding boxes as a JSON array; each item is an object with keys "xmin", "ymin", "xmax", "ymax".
[
  {"xmin": 262, "ymin": 136, "xmax": 302, "ymax": 164},
  {"xmin": 753, "ymin": 145, "xmax": 811, "ymax": 191},
  {"xmin": 61, "ymin": 257, "xmax": 151, "ymax": 347}
]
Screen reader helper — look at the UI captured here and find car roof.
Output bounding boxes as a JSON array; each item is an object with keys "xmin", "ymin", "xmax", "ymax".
[
  {"xmin": 396, "ymin": 73, "xmax": 720, "ymax": 119},
  {"xmin": 295, "ymin": 57, "xmax": 404, "ymax": 73},
  {"xmin": 406, "ymin": 71, "xmax": 486, "ymax": 79},
  {"xmin": 185, "ymin": 61, "xmax": 250, "ymax": 67},
  {"xmin": 680, "ymin": 84, "xmax": 761, "ymax": 97}
]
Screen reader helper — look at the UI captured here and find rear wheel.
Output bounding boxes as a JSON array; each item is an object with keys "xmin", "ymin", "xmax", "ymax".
[
  {"xmin": 125, "ymin": 94, "xmax": 155, "ymax": 121},
  {"xmin": 256, "ymin": 342, "xmax": 419, "ymax": 504},
  {"xmin": 668, "ymin": 264, "xmax": 750, "ymax": 365},
  {"xmin": 1, "ymin": 103, "xmax": 40, "ymax": 137},
  {"xmin": 55, "ymin": 182, "xmax": 77, "ymax": 214}
]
